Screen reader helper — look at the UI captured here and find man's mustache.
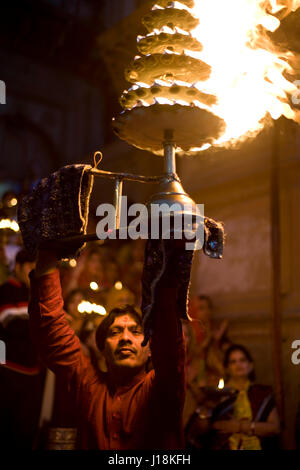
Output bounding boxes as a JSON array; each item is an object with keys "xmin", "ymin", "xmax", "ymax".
[{"xmin": 115, "ymin": 345, "xmax": 137, "ymax": 354}]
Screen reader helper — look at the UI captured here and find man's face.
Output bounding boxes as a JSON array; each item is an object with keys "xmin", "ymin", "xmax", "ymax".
[
  {"xmin": 194, "ymin": 298, "xmax": 211, "ymax": 324},
  {"xmin": 104, "ymin": 314, "xmax": 150, "ymax": 373}
]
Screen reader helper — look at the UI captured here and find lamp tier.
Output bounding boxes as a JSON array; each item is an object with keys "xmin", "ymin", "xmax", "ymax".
[
  {"xmin": 142, "ymin": 6, "xmax": 199, "ymax": 32},
  {"xmin": 114, "ymin": 0, "xmax": 225, "ymax": 153},
  {"xmin": 137, "ymin": 30, "xmax": 202, "ymax": 55},
  {"xmin": 155, "ymin": 0, "xmax": 195, "ymax": 8},
  {"xmin": 125, "ymin": 53, "xmax": 211, "ymax": 85},
  {"xmin": 119, "ymin": 82, "xmax": 216, "ymax": 110},
  {"xmin": 113, "ymin": 103, "xmax": 225, "ymax": 154}
]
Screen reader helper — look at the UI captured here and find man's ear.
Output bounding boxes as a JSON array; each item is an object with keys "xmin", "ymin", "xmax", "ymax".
[{"xmin": 143, "ymin": 342, "xmax": 151, "ymax": 357}]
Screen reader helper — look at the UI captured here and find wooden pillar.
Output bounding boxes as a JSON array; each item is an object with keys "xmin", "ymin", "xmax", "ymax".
[{"xmin": 270, "ymin": 117, "xmax": 285, "ymax": 423}]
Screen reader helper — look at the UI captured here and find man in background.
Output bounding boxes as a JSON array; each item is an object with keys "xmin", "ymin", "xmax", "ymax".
[{"xmin": 0, "ymin": 249, "xmax": 44, "ymax": 449}]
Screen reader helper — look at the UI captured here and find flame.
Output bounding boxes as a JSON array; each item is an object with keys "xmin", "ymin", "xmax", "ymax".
[
  {"xmin": 188, "ymin": 0, "xmax": 300, "ymax": 147},
  {"xmin": 69, "ymin": 258, "xmax": 77, "ymax": 268},
  {"xmin": 90, "ymin": 281, "xmax": 100, "ymax": 291},
  {"xmin": 0, "ymin": 219, "xmax": 19, "ymax": 232},
  {"xmin": 78, "ymin": 300, "xmax": 106, "ymax": 316},
  {"xmin": 218, "ymin": 378, "xmax": 225, "ymax": 389},
  {"xmin": 7, "ymin": 198, "xmax": 18, "ymax": 207},
  {"xmin": 114, "ymin": 281, "xmax": 123, "ymax": 290}
]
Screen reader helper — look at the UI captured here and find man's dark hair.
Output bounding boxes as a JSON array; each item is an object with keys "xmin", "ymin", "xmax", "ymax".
[
  {"xmin": 95, "ymin": 305, "xmax": 143, "ymax": 351},
  {"xmin": 15, "ymin": 249, "xmax": 35, "ymax": 266},
  {"xmin": 224, "ymin": 343, "xmax": 256, "ymax": 381}
]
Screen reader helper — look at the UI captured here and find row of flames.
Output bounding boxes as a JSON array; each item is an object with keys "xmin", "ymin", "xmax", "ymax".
[{"xmin": 167, "ymin": 0, "xmax": 300, "ymax": 149}]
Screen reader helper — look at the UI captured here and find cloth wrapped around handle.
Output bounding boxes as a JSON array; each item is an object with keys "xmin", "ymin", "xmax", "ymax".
[
  {"xmin": 17, "ymin": 164, "xmax": 94, "ymax": 259},
  {"xmin": 141, "ymin": 238, "xmax": 194, "ymax": 345}
]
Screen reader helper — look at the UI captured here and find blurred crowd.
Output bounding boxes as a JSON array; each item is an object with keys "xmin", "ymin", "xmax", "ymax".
[{"xmin": 0, "ymin": 191, "xmax": 283, "ymax": 449}]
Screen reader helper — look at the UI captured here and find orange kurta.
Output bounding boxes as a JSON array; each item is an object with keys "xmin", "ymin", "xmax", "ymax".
[{"xmin": 29, "ymin": 270, "xmax": 185, "ymax": 450}]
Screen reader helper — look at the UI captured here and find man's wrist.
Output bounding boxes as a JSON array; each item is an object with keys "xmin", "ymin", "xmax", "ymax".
[{"xmin": 34, "ymin": 249, "xmax": 58, "ymax": 278}]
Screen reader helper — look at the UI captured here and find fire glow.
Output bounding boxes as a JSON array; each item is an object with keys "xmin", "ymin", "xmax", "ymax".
[
  {"xmin": 189, "ymin": 0, "xmax": 300, "ymax": 148},
  {"xmin": 78, "ymin": 301, "xmax": 106, "ymax": 316},
  {"xmin": 0, "ymin": 219, "xmax": 19, "ymax": 232},
  {"xmin": 218, "ymin": 378, "xmax": 225, "ymax": 389}
]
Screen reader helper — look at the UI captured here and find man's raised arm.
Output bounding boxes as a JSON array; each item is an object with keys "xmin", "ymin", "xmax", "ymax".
[
  {"xmin": 150, "ymin": 281, "xmax": 185, "ymax": 391},
  {"xmin": 145, "ymin": 241, "xmax": 188, "ymax": 417},
  {"xmin": 143, "ymin": 240, "xmax": 189, "ymax": 449},
  {"xmin": 29, "ymin": 250, "xmax": 96, "ymax": 382}
]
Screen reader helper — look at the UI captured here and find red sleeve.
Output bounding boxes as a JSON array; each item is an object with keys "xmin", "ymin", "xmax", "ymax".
[{"xmin": 28, "ymin": 269, "xmax": 99, "ymax": 388}]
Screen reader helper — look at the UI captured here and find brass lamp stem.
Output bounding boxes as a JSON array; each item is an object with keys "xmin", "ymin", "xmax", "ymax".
[{"xmin": 164, "ymin": 129, "xmax": 176, "ymax": 175}]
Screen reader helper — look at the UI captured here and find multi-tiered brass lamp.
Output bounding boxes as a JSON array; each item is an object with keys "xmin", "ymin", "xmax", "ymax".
[{"xmin": 65, "ymin": 1, "xmax": 225, "ymax": 257}]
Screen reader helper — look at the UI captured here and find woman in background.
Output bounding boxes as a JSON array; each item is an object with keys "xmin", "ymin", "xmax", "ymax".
[{"xmin": 212, "ymin": 344, "xmax": 281, "ymax": 450}]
